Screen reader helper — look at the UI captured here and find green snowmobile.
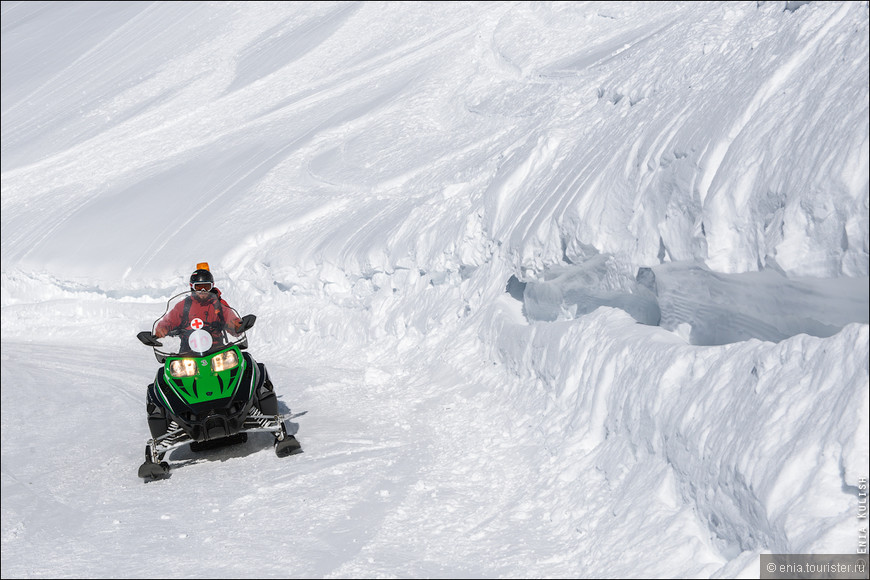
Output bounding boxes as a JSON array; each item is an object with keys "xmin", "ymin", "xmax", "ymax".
[{"xmin": 136, "ymin": 291, "xmax": 302, "ymax": 479}]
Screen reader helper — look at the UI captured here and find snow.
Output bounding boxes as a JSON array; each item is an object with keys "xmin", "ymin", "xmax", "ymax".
[{"xmin": 1, "ymin": 1, "xmax": 868, "ymax": 578}]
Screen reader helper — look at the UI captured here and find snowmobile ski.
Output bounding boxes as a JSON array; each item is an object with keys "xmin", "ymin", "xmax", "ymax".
[
  {"xmin": 275, "ymin": 434, "xmax": 303, "ymax": 457},
  {"xmin": 273, "ymin": 421, "xmax": 303, "ymax": 457},
  {"xmin": 138, "ymin": 445, "xmax": 170, "ymax": 480}
]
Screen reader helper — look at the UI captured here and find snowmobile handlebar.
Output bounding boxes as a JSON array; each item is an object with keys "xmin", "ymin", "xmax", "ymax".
[
  {"xmin": 239, "ymin": 314, "xmax": 256, "ymax": 332},
  {"xmin": 137, "ymin": 315, "xmax": 255, "ymax": 347},
  {"xmin": 137, "ymin": 331, "xmax": 162, "ymax": 347}
]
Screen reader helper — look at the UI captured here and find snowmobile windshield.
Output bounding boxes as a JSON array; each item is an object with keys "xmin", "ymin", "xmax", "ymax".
[{"xmin": 151, "ymin": 291, "xmax": 247, "ymax": 358}]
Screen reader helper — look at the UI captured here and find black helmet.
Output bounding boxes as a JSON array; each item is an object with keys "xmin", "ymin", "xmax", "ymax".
[{"xmin": 190, "ymin": 268, "xmax": 214, "ymax": 292}]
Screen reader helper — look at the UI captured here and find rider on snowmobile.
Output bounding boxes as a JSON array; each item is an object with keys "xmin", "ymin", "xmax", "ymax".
[
  {"xmin": 154, "ymin": 265, "xmax": 243, "ymax": 344},
  {"xmin": 144, "ymin": 262, "xmax": 280, "ymax": 441}
]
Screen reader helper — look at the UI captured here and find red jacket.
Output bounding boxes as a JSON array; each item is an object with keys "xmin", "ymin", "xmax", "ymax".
[{"xmin": 155, "ymin": 289, "xmax": 242, "ymax": 339}]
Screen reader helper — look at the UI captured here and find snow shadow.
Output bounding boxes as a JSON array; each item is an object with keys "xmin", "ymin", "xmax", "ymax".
[{"xmin": 507, "ymin": 258, "xmax": 869, "ymax": 346}]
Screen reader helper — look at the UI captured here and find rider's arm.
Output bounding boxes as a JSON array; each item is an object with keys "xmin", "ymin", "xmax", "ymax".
[
  {"xmin": 221, "ymin": 299, "xmax": 243, "ymax": 333},
  {"xmin": 154, "ymin": 304, "xmax": 183, "ymax": 337}
]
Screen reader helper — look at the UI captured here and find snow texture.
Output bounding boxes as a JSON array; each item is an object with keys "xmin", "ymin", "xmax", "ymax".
[{"xmin": 2, "ymin": 2, "xmax": 868, "ymax": 578}]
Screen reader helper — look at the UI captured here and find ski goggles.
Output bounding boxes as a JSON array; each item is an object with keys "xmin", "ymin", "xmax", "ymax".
[{"xmin": 192, "ymin": 282, "xmax": 213, "ymax": 292}]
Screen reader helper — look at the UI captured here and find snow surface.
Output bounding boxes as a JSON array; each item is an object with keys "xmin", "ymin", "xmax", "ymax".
[{"xmin": 2, "ymin": 1, "xmax": 868, "ymax": 578}]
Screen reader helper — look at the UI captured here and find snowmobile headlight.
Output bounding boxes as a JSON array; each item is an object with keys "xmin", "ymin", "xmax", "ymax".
[
  {"xmin": 211, "ymin": 350, "xmax": 239, "ymax": 373},
  {"xmin": 169, "ymin": 359, "xmax": 198, "ymax": 378}
]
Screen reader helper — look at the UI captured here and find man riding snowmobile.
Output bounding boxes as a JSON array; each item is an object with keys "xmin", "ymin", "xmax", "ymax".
[{"xmin": 138, "ymin": 262, "xmax": 301, "ymax": 479}]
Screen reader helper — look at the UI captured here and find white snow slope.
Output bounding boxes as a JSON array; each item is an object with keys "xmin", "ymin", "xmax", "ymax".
[{"xmin": 2, "ymin": 2, "xmax": 868, "ymax": 578}]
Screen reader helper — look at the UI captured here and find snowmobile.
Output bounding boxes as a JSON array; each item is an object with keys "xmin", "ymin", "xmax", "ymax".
[{"xmin": 136, "ymin": 291, "xmax": 302, "ymax": 479}]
